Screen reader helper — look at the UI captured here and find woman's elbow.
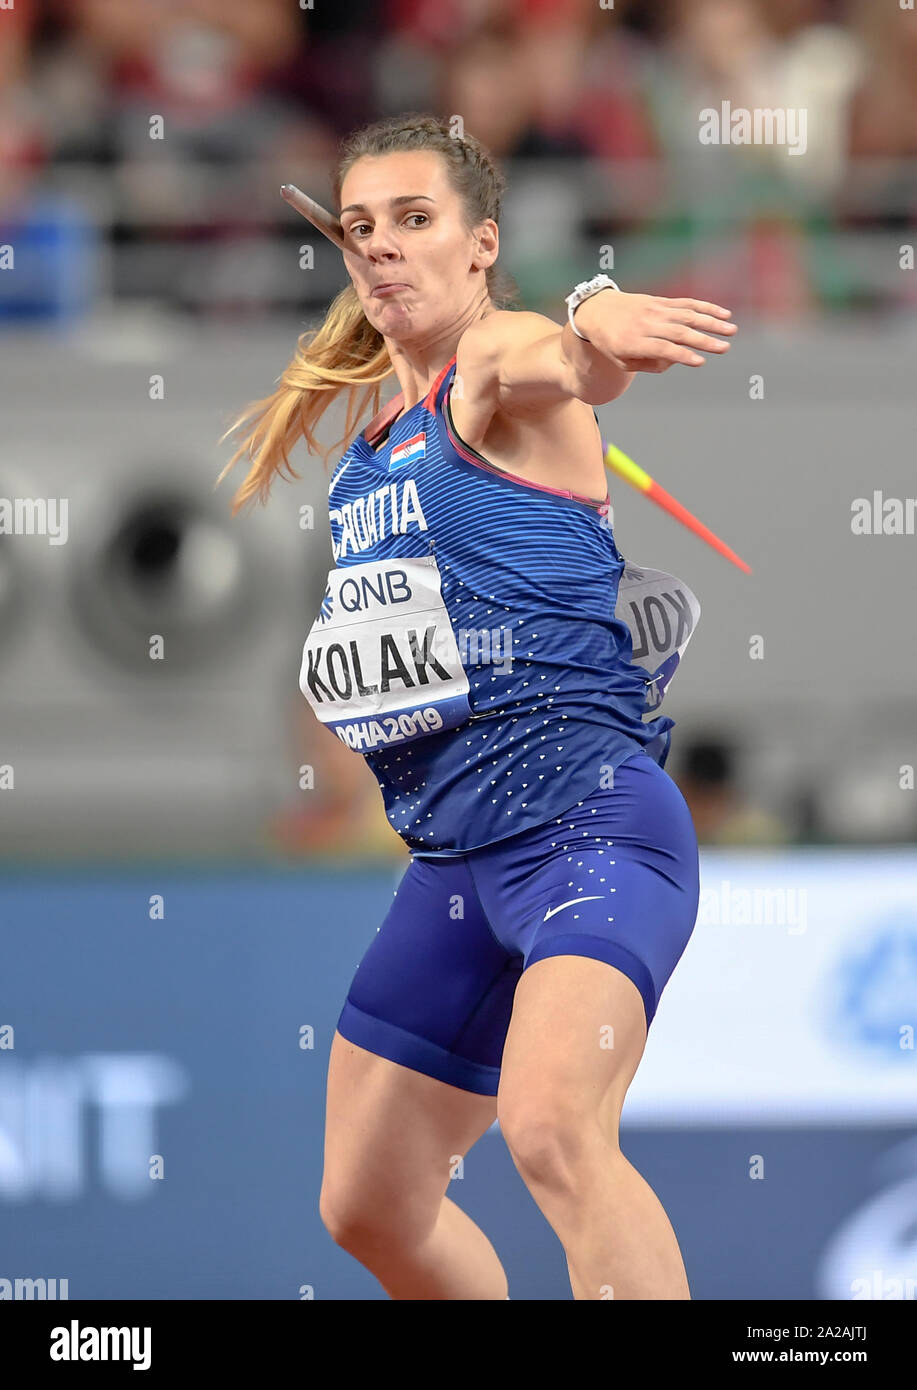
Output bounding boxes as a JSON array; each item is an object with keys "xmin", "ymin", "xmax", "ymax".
[{"xmin": 578, "ymin": 367, "xmax": 636, "ymax": 407}]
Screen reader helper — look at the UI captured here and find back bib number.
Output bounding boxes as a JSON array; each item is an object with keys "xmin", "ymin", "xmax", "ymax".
[
  {"xmin": 299, "ymin": 555, "xmax": 471, "ymax": 751},
  {"xmin": 615, "ymin": 562, "xmax": 701, "ymax": 712}
]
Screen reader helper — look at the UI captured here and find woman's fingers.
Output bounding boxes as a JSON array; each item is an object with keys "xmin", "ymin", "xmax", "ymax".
[
  {"xmin": 667, "ymin": 324, "xmax": 733, "ymax": 352},
  {"xmin": 675, "ymin": 312, "xmax": 738, "ymax": 335},
  {"xmin": 653, "ymin": 309, "xmax": 737, "ymax": 341},
  {"xmin": 631, "ymin": 326, "xmax": 729, "ymax": 362},
  {"xmin": 661, "ymin": 297, "xmax": 733, "ymax": 318},
  {"xmin": 632, "ymin": 339, "xmax": 708, "ymax": 368},
  {"xmin": 621, "ymin": 297, "xmax": 738, "ymax": 370},
  {"xmin": 640, "ymin": 314, "xmax": 735, "ymax": 353}
]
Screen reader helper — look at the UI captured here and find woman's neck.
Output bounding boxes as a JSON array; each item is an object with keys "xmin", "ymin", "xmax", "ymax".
[{"xmin": 384, "ymin": 295, "xmax": 493, "ymax": 411}]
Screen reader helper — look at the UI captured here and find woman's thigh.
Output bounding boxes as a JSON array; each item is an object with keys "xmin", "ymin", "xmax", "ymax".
[
  {"xmin": 472, "ymin": 750, "xmax": 700, "ymax": 1033},
  {"xmin": 321, "ymin": 854, "xmax": 518, "ymax": 1244},
  {"xmin": 496, "ymin": 953, "xmax": 648, "ymax": 1155},
  {"xmin": 336, "ymin": 853, "xmax": 522, "ymax": 1095},
  {"xmin": 320, "ymin": 1031, "xmax": 497, "ymax": 1247}
]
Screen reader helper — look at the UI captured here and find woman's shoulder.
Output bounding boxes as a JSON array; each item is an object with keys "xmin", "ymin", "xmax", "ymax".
[
  {"xmin": 457, "ymin": 307, "xmax": 557, "ymax": 362},
  {"xmin": 454, "ymin": 308, "xmax": 566, "ymax": 408}
]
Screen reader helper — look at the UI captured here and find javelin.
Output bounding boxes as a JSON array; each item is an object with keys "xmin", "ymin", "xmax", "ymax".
[
  {"xmin": 280, "ymin": 183, "xmax": 346, "ymax": 248},
  {"xmin": 604, "ymin": 441, "xmax": 751, "ymax": 574},
  {"xmin": 280, "ymin": 183, "xmax": 751, "ymax": 574}
]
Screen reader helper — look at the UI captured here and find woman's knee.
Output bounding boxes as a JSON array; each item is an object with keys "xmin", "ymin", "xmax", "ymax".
[
  {"xmin": 321, "ymin": 1034, "xmax": 496, "ymax": 1253},
  {"xmin": 319, "ymin": 1177, "xmax": 438, "ymax": 1254},
  {"xmin": 497, "ymin": 1093, "xmax": 609, "ymax": 1189}
]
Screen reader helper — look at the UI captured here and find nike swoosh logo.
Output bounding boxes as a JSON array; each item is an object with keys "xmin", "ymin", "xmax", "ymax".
[{"xmin": 542, "ymin": 896, "xmax": 605, "ymax": 921}]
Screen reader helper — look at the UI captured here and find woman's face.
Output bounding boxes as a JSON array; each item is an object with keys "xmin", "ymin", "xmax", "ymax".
[{"xmin": 338, "ymin": 149, "xmax": 497, "ymax": 345}]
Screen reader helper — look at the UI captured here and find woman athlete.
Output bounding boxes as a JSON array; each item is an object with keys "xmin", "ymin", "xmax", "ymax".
[{"xmin": 220, "ymin": 113, "xmax": 736, "ymax": 1301}]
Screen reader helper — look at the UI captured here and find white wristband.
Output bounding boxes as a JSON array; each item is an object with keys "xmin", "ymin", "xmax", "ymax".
[{"xmin": 566, "ymin": 274, "xmax": 621, "ymax": 342}]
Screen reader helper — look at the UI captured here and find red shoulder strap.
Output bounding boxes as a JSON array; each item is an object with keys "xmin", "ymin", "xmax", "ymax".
[
  {"xmin": 363, "ymin": 355, "xmax": 457, "ymax": 445},
  {"xmin": 364, "ymin": 392, "xmax": 405, "ymax": 448}
]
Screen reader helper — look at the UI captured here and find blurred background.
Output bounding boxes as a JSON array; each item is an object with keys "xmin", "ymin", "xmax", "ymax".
[{"xmin": 1, "ymin": 0, "xmax": 916, "ymax": 1300}]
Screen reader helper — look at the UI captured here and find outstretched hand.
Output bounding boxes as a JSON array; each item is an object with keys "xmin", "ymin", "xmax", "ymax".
[{"xmin": 572, "ymin": 291, "xmax": 737, "ymax": 373}]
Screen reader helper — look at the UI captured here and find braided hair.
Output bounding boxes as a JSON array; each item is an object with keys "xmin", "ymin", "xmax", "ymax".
[{"xmin": 334, "ymin": 112, "xmax": 517, "ymax": 308}]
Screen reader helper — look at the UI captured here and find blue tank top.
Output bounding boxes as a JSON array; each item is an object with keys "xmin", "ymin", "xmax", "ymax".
[{"xmin": 300, "ymin": 354, "xmax": 693, "ymax": 856}]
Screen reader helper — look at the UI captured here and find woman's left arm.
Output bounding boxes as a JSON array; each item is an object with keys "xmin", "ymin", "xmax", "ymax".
[{"xmin": 457, "ymin": 293, "xmax": 736, "ymax": 420}]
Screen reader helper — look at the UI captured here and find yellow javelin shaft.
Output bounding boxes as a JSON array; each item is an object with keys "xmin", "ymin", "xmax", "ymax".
[{"xmin": 604, "ymin": 441, "xmax": 751, "ymax": 574}]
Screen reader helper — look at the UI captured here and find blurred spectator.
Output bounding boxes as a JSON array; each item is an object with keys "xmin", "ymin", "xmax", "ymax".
[
  {"xmin": 675, "ymin": 736, "xmax": 791, "ymax": 845},
  {"xmin": 12, "ymin": 0, "xmax": 339, "ymax": 315},
  {"xmin": 845, "ymin": 0, "xmax": 917, "ymax": 240},
  {"xmin": 386, "ymin": 0, "xmax": 515, "ymax": 50},
  {"xmin": 269, "ymin": 0, "xmax": 382, "ymax": 137},
  {"xmin": 1, "ymin": 0, "xmax": 913, "ymax": 320},
  {"xmin": 637, "ymin": 0, "xmax": 867, "ymax": 316},
  {"xmin": 434, "ymin": 0, "xmax": 659, "ymax": 162},
  {"xmin": 648, "ymin": 0, "xmax": 783, "ymax": 160},
  {"xmin": 25, "ymin": 0, "xmax": 306, "ymax": 167},
  {"xmin": 437, "ymin": 23, "xmax": 535, "ymax": 158},
  {"xmin": 0, "ymin": 0, "xmax": 47, "ymax": 213},
  {"xmin": 268, "ymin": 699, "xmax": 409, "ymax": 863},
  {"xmin": 435, "ymin": 1, "xmax": 663, "ymax": 294},
  {"xmin": 761, "ymin": 0, "xmax": 865, "ymax": 201},
  {"xmin": 810, "ymin": 756, "xmax": 917, "ymax": 845},
  {"xmin": 648, "ymin": 0, "xmax": 864, "ymax": 197},
  {"xmin": 847, "ymin": 0, "xmax": 917, "ymax": 160},
  {"xmin": 565, "ymin": 4, "xmax": 662, "ymax": 166}
]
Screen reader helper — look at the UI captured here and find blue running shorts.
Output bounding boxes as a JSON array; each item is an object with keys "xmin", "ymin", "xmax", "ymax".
[{"xmin": 335, "ymin": 749, "xmax": 700, "ymax": 1096}]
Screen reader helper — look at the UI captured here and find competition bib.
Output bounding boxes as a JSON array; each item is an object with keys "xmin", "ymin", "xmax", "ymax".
[
  {"xmin": 299, "ymin": 555, "xmax": 471, "ymax": 752},
  {"xmin": 614, "ymin": 562, "xmax": 701, "ymax": 713}
]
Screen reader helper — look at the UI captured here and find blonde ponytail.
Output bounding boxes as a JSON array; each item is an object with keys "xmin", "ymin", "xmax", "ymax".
[{"xmin": 216, "ymin": 284, "xmax": 392, "ymax": 516}]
